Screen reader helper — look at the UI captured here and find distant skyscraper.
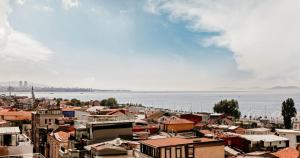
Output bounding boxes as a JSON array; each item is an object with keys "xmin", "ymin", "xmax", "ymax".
[
  {"xmin": 31, "ymin": 86, "xmax": 35, "ymax": 101},
  {"xmin": 24, "ymin": 81, "xmax": 28, "ymax": 87},
  {"xmin": 19, "ymin": 81, "xmax": 23, "ymax": 87}
]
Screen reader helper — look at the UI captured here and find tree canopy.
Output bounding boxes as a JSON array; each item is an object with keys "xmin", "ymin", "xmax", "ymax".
[
  {"xmin": 100, "ymin": 98, "xmax": 118, "ymax": 107},
  {"xmin": 282, "ymin": 98, "xmax": 297, "ymax": 129},
  {"xmin": 213, "ymin": 99, "xmax": 241, "ymax": 118}
]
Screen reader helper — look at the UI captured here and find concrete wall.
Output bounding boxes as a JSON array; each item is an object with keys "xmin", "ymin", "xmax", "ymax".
[
  {"xmin": 92, "ymin": 127, "xmax": 132, "ymax": 141},
  {"xmin": 263, "ymin": 141, "xmax": 287, "ymax": 148},
  {"xmin": 278, "ymin": 132, "xmax": 300, "ymax": 148}
]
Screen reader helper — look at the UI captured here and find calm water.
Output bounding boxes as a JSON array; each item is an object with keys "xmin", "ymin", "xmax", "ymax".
[{"xmin": 10, "ymin": 89, "xmax": 300, "ymax": 117}]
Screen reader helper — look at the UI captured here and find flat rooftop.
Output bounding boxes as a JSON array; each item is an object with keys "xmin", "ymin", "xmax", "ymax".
[
  {"xmin": 241, "ymin": 135, "xmax": 288, "ymax": 142},
  {"xmin": 140, "ymin": 137, "xmax": 221, "ymax": 148}
]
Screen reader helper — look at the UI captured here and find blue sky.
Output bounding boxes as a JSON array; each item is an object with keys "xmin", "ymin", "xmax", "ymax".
[{"xmin": 0, "ymin": 0, "xmax": 298, "ymax": 90}]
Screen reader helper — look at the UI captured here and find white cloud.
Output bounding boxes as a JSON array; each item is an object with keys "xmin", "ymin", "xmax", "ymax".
[
  {"xmin": 0, "ymin": 0, "xmax": 52, "ymax": 62},
  {"xmin": 1, "ymin": 31, "xmax": 52, "ymax": 61},
  {"xmin": 15, "ymin": 0, "xmax": 26, "ymax": 6},
  {"xmin": 61, "ymin": 0, "xmax": 79, "ymax": 10},
  {"xmin": 147, "ymin": 0, "xmax": 300, "ymax": 84},
  {"xmin": 33, "ymin": 5, "xmax": 54, "ymax": 12}
]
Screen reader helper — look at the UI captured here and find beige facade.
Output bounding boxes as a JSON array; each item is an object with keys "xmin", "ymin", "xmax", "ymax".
[
  {"xmin": 140, "ymin": 137, "xmax": 224, "ymax": 158},
  {"xmin": 31, "ymin": 109, "xmax": 63, "ymax": 155},
  {"xmin": 194, "ymin": 143, "xmax": 224, "ymax": 158}
]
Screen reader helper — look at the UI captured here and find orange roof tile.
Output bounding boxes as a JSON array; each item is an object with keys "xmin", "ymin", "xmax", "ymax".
[
  {"xmin": 140, "ymin": 137, "xmax": 192, "ymax": 147},
  {"xmin": 0, "ymin": 110, "xmax": 31, "ymax": 121},
  {"xmin": 54, "ymin": 131, "xmax": 74, "ymax": 142},
  {"xmin": 164, "ymin": 118, "xmax": 194, "ymax": 125},
  {"xmin": 272, "ymin": 147, "xmax": 299, "ymax": 158},
  {"xmin": 199, "ymin": 130, "xmax": 214, "ymax": 135}
]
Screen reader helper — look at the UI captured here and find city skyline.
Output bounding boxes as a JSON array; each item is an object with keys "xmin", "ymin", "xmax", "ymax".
[{"xmin": 1, "ymin": 0, "xmax": 300, "ymax": 91}]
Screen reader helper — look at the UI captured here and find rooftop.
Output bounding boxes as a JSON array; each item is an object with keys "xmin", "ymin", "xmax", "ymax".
[
  {"xmin": 0, "ymin": 109, "xmax": 31, "ymax": 121},
  {"xmin": 140, "ymin": 137, "xmax": 219, "ymax": 148},
  {"xmin": 246, "ymin": 128, "xmax": 270, "ymax": 132},
  {"xmin": 53, "ymin": 131, "xmax": 74, "ymax": 142},
  {"xmin": 276, "ymin": 129, "xmax": 300, "ymax": 133},
  {"xmin": 240, "ymin": 135, "xmax": 288, "ymax": 142},
  {"xmin": 272, "ymin": 147, "xmax": 299, "ymax": 158},
  {"xmin": 164, "ymin": 118, "xmax": 194, "ymax": 125}
]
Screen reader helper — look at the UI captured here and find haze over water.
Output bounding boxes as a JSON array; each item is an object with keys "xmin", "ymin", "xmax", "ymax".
[{"xmin": 12, "ymin": 89, "xmax": 300, "ymax": 117}]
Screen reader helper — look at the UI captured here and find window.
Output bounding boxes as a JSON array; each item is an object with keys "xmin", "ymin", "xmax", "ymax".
[
  {"xmin": 165, "ymin": 147, "xmax": 171, "ymax": 158},
  {"xmin": 176, "ymin": 147, "xmax": 182, "ymax": 158},
  {"xmin": 49, "ymin": 119, "xmax": 52, "ymax": 124},
  {"xmin": 296, "ymin": 136, "xmax": 300, "ymax": 143},
  {"xmin": 45, "ymin": 119, "xmax": 47, "ymax": 124},
  {"xmin": 187, "ymin": 145, "xmax": 194, "ymax": 158}
]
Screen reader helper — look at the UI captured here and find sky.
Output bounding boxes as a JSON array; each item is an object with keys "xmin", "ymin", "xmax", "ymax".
[{"xmin": 0, "ymin": 0, "xmax": 300, "ymax": 91}]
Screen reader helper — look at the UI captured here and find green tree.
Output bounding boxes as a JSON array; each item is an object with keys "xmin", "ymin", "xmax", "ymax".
[
  {"xmin": 213, "ymin": 99, "xmax": 241, "ymax": 118},
  {"xmin": 66, "ymin": 98, "xmax": 81, "ymax": 106},
  {"xmin": 105, "ymin": 98, "xmax": 118, "ymax": 107},
  {"xmin": 100, "ymin": 99, "xmax": 107, "ymax": 106},
  {"xmin": 282, "ymin": 98, "xmax": 297, "ymax": 129}
]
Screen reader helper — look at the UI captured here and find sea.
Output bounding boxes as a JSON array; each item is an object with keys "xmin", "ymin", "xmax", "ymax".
[{"xmin": 8, "ymin": 89, "xmax": 300, "ymax": 118}]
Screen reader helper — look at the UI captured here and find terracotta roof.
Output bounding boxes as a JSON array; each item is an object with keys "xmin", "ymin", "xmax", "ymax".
[
  {"xmin": 199, "ymin": 130, "xmax": 214, "ymax": 135},
  {"xmin": 62, "ymin": 106, "xmax": 81, "ymax": 111},
  {"xmin": 106, "ymin": 109, "xmax": 126, "ymax": 116},
  {"xmin": 272, "ymin": 147, "xmax": 299, "ymax": 158},
  {"xmin": 54, "ymin": 131, "xmax": 74, "ymax": 142},
  {"xmin": 164, "ymin": 118, "xmax": 194, "ymax": 125},
  {"xmin": 0, "ymin": 109, "xmax": 31, "ymax": 121},
  {"xmin": 140, "ymin": 137, "xmax": 219, "ymax": 148},
  {"xmin": 140, "ymin": 137, "xmax": 193, "ymax": 147}
]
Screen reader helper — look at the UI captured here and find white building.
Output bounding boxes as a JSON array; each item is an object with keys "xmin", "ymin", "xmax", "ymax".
[
  {"xmin": 275, "ymin": 114, "xmax": 300, "ymax": 149},
  {"xmin": 276, "ymin": 129, "xmax": 300, "ymax": 148},
  {"xmin": 240, "ymin": 135, "xmax": 289, "ymax": 149},
  {"xmin": 245, "ymin": 128, "xmax": 271, "ymax": 135}
]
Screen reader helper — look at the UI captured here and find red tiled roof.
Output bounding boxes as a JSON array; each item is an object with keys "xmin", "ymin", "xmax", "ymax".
[
  {"xmin": 140, "ymin": 137, "xmax": 192, "ymax": 147},
  {"xmin": 54, "ymin": 131, "xmax": 74, "ymax": 142},
  {"xmin": 272, "ymin": 147, "xmax": 299, "ymax": 158},
  {"xmin": 199, "ymin": 130, "xmax": 214, "ymax": 135},
  {"xmin": 0, "ymin": 109, "xmax": 31, "ymax": 121},
  {"xmin": 164, "ymin": 118, "xmax": 194, "ymax": 125},
  {"xmin": 62, "ymin": 106, "xmax": 81, "ymax": 111}
]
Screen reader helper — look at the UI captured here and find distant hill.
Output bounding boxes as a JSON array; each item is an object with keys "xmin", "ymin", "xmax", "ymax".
[
  {"xmin": 270, "ymin": 86, "xmax": 300, "ymax": 90},
  {"xmin": 0, "ymin": 81, "xmax": 130, "ymax": 92}
]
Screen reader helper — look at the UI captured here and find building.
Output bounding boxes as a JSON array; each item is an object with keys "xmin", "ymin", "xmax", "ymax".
[
  {"xmin": 47, "ymin": 127, "xmax": 75, "ymax": 158},
  {"xmin": 19, "ymin": 81, "xmax": 23, "ymax": 87},
  {"xmin": 245, "ymin": 128, "xmax": 271, "ymax": 135},
  {"xmin": 31, "ymin": 108, "xmax": 63, "ymax": 155},
  {"xmin": 24, "ymin": 81, "xmax": 28, "ymax": 87},
  {"xmin": 240, "ymin": 135, "xmax": 289, "ymax": 151},
  {"xmin": 84, "ymin": 138, "xmax": 138, "ymax": 158},
  {"xmin": 85, "ymin": 120, "xmax": 133, "ymax": 144},
  {"xmin": 161, "ymin": 117, "xmax": 194, "ymax": 133},
  {"xmin": 276, "ymin": 129, "xmax": 300, "ymax": 149},
  {"xmin": 139, "ymin": 137, "xmax": 224, "ymax": 158},
  {"xmin": 180, "ymin": 113, "xmax": 203, "ymax": 124},
  {"xmin": 0, "ymin": 127, "xmax": 32, "ymax": 156}
]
